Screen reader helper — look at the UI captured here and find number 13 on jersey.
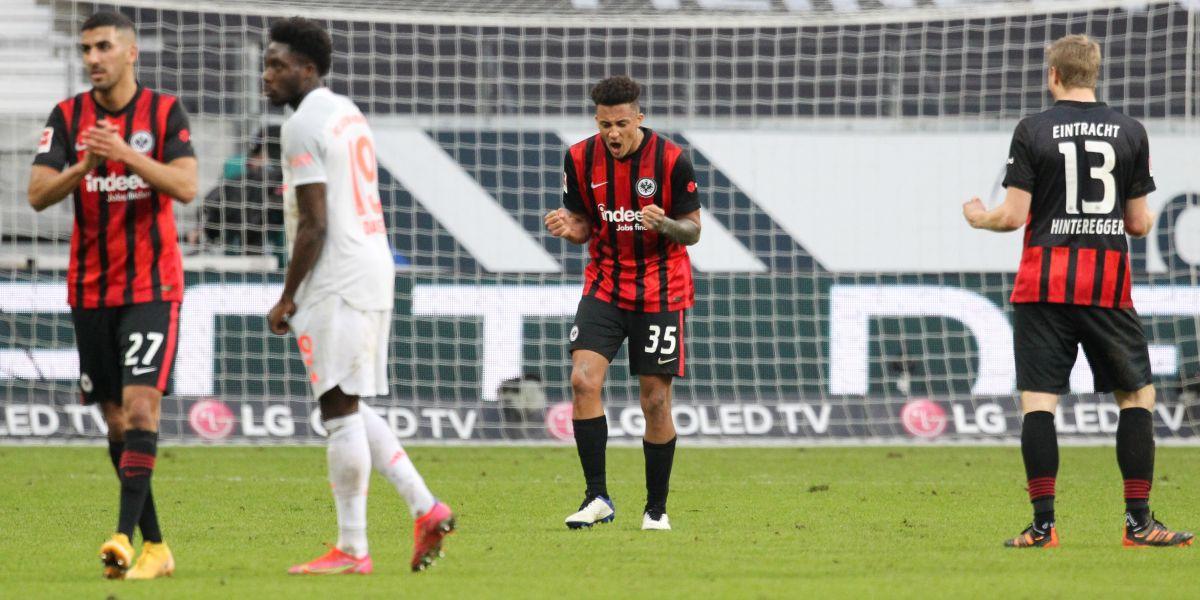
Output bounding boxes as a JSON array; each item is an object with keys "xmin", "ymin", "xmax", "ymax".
[
  {"xmin": 1058, "ymin": 140, "xmax": 1116, "ymax": 215},
  {"xmin": 348, "ymin": 135, "xmax": 386, "ymax": 235}
]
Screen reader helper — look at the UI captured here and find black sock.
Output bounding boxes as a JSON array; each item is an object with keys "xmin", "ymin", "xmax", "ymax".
[
  {"xmin": 643, "ymin": 436, "xmax": 677, "ymax": 515},
  {"xmin": 108, "ymin": 439, "xmax": 164, "ymax": 543},
  {"xmin": 573, "ymin": 416, "xmax": 608, "ymax": 498},
  {"xmin": 117, "ymin": 429, "xmax": 158, "ymax": 539},
  {"xmin": 1021, "ymin": 411, "xmax": 1058, "ymax": 529},
  {"xmin": 1117, "ymin": 407, "xmax": 1154, "ymax": 528},
  {"xmin": 139, "ymin": 492, "xmax": 163, "ymax": 543},
  {"xmin": 108, "ymin": 439, "xmax": 123, "ymax": 471}
]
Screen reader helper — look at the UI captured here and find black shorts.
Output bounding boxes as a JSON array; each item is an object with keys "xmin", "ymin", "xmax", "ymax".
[
  {"xmin": 1013, "ymin": 302, "xmax": 1152, "ymax": 394},
  {"xmin": 569, "ymin": 296, "xmax": 686, "ymax": 377},
  {"xmin": 70, "ymin": 301, "xmax": 181, "ymax": 404}
]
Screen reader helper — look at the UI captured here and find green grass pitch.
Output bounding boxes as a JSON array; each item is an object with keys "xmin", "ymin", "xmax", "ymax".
[{"xmin": 1, "ymin": 445, "xmax": 1196, "ymax": 598}]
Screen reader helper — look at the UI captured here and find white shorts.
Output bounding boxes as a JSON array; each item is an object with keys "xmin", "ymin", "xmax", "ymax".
[{"xmin": 289, "ymin": 294, "xmax": 390, "ymax": 399}]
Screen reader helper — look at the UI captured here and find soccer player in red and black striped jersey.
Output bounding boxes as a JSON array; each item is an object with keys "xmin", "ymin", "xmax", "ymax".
[
  {"xmin": 545, "ymin": 76, "xmax": 701, "ymax": 531},
  {"xmin": 963, "ymin": 35, "xmax": 1192, "ymax": 548},
  {"xmin": 26, "ymin": 12, "xmax": 198, "ymax": 578}
]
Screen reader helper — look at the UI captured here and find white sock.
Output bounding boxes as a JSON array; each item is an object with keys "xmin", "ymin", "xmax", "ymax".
[
  {"xmin": 325, "ymin": 412, "xmax": 371, "ymax": 558},
  {"xmin": 360, "ymin": 402, "xmax": 436, "ymax": 517}
]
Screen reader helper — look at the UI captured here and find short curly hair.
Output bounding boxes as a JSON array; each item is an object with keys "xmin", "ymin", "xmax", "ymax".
[
  {"xmin": 269, "ymin": 17, "xmax": 332, "ymax": 77},
  {"xmin": 590, "ymin": 75, "xmax": 641, "ymax": 108}
]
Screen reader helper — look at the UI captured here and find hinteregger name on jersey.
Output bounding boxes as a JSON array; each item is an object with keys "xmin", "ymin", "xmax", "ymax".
[
  {"xmin": 596, "ymin": 203, "xmax": 645, "ymax": 232},
  {"xmin": 84, "ymin": 172, "xmax": 152, "ymax": 203},
  {"xmin": 1049, "ymin": 218, "xmax": 1125, "ymax": 236}
]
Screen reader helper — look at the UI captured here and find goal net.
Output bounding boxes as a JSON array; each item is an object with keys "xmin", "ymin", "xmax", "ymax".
[{"xmin": 1, "ymin": 0, "xmax": 1198, "ymax": 443}]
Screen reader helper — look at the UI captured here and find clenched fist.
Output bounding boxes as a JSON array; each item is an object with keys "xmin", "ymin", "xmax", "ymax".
[
  {"xmin": 545, "ymin": 208, "xmax": 572, "ymax": 238},
  {"xmin": 641, "ymin": 203, "xmax": 668, "ymax": 231}
]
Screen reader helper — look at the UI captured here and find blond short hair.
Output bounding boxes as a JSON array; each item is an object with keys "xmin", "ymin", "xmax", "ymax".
[{"xmin": 1047, "ymin": 34, "xmax": 1102, "ymax": 89}]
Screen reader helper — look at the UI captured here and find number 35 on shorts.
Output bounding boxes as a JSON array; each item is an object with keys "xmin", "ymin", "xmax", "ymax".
[
  {"xmin": 643, "ymin": 325, "xmax": 677, "ymax": 355},
  {"xmin": 635, "ymin": 315, "xmax": 685, "ymax": 377}
]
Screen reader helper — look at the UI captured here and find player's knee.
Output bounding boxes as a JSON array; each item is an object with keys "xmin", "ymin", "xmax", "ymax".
[
  {"xmin": 640, "ymin": 389, "xmax": 671, "ymax": 420},
  {"xmin": 1019, "ymin": 391, "xmax": 1058, "ymax": 415},
  {"xmin": 318, "ymin": 387, "xmax": 359, "ymax": 420},
  {"xmin": 126, "ymin": 408, "xmax": 155, "ymax": 430},
  {"xmin": 101, "ymin": 404, "xmax": 127, "ymax": 440},
  {"xmin": 570, "ymin": 369, "xmax": 602, "ymax": 399},
  {"xmin": 122, "ymin": 388, "xmax": 161, "ymax": 430},
  {"xmin": 1117, "ymin": 384, "xmax": 1155, "ymax": 410},
  {"xmin": 105, "ymin": 418, "xmax": 127, "ymax": 442}
]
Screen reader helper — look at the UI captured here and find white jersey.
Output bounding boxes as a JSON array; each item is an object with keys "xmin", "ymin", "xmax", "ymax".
[{"xmin": 282, "ymin": 87, "xmax": 394, "ymax": 311}]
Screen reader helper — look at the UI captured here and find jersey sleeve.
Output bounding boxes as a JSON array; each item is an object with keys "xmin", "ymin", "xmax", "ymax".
[
  {"xmin": 31, "ymin": 105, "xmax": 69, "ymax": 171},
  {"xmin": 670, "ymin": 154, "xmax": 701, "ymax": 216},
  {"xmin": 1127, "ymin": 125, "xmax": 1156, "ymax": 199},
  {"xmin": 161, "ymin": 100, "xmax": 196, "ymax": 162},
  {"xmin": 562, "ymin": 151, "xmax": 585, "ymax": 214},
  {"xmin": 1001, "ymin": 119, "xmax": 1036, "ymax": 193},
  {"xmin": 282, "ymin": 116, "xmax": 327, "ymax": 187}
]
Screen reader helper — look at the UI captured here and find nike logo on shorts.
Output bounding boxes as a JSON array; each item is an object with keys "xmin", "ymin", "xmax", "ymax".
[
  {"xmin": 657, "ymin": 357, "xmax": 678, "ymax": 365},
  {"xmin": 131, "ymin": 366, "xmax": 157, "ymax": 376}
]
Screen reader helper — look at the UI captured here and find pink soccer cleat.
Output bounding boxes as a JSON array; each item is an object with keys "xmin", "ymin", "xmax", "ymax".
[
  {"xmin": 287, "ymin": 545, "xmax": 373, "ymax": 575},
  {"xmin": 411, "ymin": 501, "xmax": 456, "ymax": 572}
]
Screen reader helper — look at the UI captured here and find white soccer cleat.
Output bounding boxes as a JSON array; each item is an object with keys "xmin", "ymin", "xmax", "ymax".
[
  {"xmin": 641, "ymin": 511, "xmax": 671, "ymax": 531},
  {"xmin": 565, "ymin": 495, "xmax": 615, "ymax": 529}
]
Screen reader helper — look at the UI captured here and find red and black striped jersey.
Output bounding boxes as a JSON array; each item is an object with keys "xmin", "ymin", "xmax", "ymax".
[
  {"xmin": 563, "ymin": 128, "xmax": 701, "ymax": 313},
  {"xmin": 33, "ymin": 85, "xmax": 194, "ymax": 309},
  {"xmin": 1002, "ymin": 101, "xmax": 1155, "ymax": 308}
]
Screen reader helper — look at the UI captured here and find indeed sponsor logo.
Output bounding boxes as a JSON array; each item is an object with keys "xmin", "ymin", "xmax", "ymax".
[
  {"xmin": 84, "ymin": 172, "xmax": 152, "ymax": 203},
  {"xmin": 85, "ymin": 172, "xmax": 149, "ymax": 193},
  {"xmin": 596, "ymin": 203, "xmax": 644, "ymax": 232}
]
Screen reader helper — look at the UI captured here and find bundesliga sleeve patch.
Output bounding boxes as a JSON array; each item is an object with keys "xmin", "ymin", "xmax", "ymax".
[{"xmin": 37, "ymin": 127, "xmax": 53, "ymax": 153}]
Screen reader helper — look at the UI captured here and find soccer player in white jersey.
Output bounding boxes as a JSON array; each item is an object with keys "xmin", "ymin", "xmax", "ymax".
[{"xmin": 262, "ymin": 17, "xmax": 455, "ymax": 574}]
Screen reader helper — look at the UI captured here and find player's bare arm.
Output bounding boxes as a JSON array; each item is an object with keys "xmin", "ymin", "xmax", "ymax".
[
  {"xmin": 962, "ymin": 187, "xmax": 1031, "ymax": 232},
  {"xmin": 269, "ymin": 182, "xmax": 327, "ymax": 334},
  {"xmin": 83, "ymin": 121, "xmax": 198, "ymax": 201},
  {"xmin": 642, "ymin": 206, "xmax": 700, "ymax": 246},
  {"xmin": 545, "ymin": 207, "xmax": 590, "ymax": 244},
  {"xmin": 27, "ymin": 149, "xmax": 103, "ymax": 211},
  {"xmin": 1124, "ymin": 196, "xmax": 1153, "ymax": 238}
]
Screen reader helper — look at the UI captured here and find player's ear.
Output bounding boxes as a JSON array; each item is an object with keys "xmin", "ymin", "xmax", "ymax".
[{"xmin": 117, "ymin": 28, "xmax": 138, "ymax": 63}]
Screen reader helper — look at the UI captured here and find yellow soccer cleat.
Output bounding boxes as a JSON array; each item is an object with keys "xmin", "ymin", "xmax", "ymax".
[
  {"xmin": 99, "ymin": 533, "xmax": 135, "ymax": 579},
  {"xmin": 125, "ymin": 541, "xmax": 176, "ymax": 580}
]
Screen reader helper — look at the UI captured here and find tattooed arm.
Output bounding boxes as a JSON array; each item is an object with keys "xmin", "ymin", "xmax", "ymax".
[{"xmin": 642, "ymin": 206, "xmax": 700, "ymax": 246}]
